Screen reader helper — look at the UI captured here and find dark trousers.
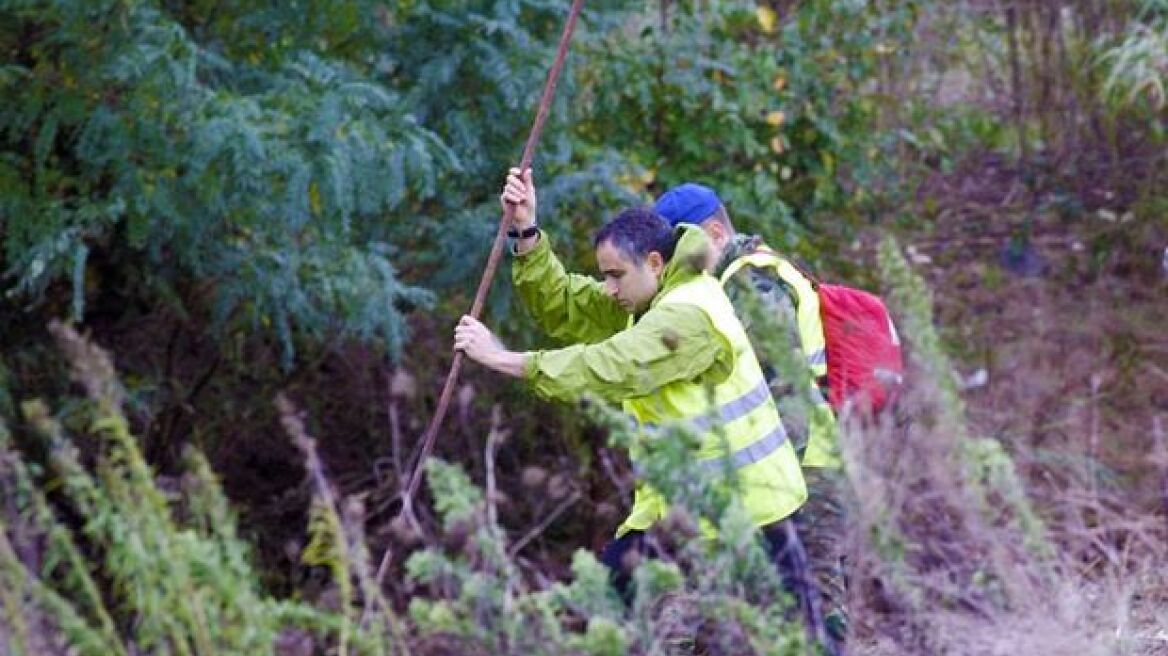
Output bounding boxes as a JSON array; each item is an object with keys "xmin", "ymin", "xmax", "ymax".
[
  {"xmin": 764, "ymin": 519, "xmax": 840, "ymax": 653},
  {"xmin": 599, "ymin": 530, "xmax": 655, "ymax": 604},
  {"xmin": 601, "ymin": 518, "xmax": 841, "ymax": 655}
]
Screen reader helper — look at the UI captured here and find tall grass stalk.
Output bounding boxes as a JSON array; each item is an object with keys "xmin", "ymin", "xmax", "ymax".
[{"xmin": 0, "ymin": 323, "xmax": 399, "ymax": 655}]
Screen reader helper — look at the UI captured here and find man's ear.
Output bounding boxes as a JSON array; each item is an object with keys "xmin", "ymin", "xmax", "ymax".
[
  {"xmin": 708, "ymin": 220, "xmax": 727, "ymax": 244},
  {"xmin": 646, "ymin": 251, "xmax": 665, "ymax": 276},
  {"xmin": 704, "ymin": 220, "xmax": 717, "ymax": 238},
  {"xmin": 700, "ymin": 220, "xmax": 724, "ymax": 251}
]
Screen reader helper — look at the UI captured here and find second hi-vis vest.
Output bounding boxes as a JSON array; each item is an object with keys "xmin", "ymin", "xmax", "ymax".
[
  {"xmin": 617, "ymin": 274, "xmax": 807, "ymax": 536},
  {"xmin": 720, "ymin": 249, "xmax": 841, "ymax": 468}
]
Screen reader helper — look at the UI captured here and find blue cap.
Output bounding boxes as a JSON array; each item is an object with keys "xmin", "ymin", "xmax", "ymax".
[{"xmin": 653, "ymin": 183, "xmax": 721, "ymax": 227}]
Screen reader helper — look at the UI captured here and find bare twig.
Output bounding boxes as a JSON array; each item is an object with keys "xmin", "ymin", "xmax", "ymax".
[
  {"xmin": 1146, "ymin": 362, "xmax": 1168, "ymax": 385},
  {"xmin": 389, "ymin": 376, "xmax": 405, "ymax": 483},
  {"xmin": 599, "ymin": 449, "xmax": 633, "ymax": 508},
  {"xmin": 276, "ymin": 395, "xmax": 334, "ymax": 507},
  {"xmin": 373, "ymin": 412, "xmax": 415, "ymax": 587},
  {"xmin": 1154, "ymin": 415, "xmax": 1167, "ymax": 525},
  {"xmin": 373, "ymin": 545, "xmax": 393, "ymax": 589},
  {"xmin": 507, "ymin": 490, "xmax": 581, "ymax": 559},
  {"xmin": 371, "ymin": 382, "xmax": 411, "ymax": 490},
  {"xmin": 1089, "ymin": 373, "xmax": 1102, "ymax": 503},
  {"xmin": 514, "ymin": 555, "xmax": 553, "ymax": 590},
  {"xmin": 485, "ymin": 406, "xmax": 506, "ymax": 531}
]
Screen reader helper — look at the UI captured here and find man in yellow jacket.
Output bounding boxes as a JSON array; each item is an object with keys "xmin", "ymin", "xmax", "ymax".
[
  {"xmin": 453, "ymin": 168, "xmax": 816, "ymax": 621},
  {"xmin": 654, "ymin": 183, "xmax": 848, "ymax": 644}
]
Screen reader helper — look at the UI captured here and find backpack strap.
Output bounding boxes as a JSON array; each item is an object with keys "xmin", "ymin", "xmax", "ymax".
[
  {"xmin": 753, "ymin": 245, "xmax": 821, "ymax": 291},
  {"xmin": 722, "ymin": 244, "xmax": 821, "ymax": 292}
]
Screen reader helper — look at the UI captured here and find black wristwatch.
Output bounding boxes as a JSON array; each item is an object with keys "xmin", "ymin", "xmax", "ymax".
[{"xmin": 507, "ymin": 224, "xmax": 539, "ymax": 239}]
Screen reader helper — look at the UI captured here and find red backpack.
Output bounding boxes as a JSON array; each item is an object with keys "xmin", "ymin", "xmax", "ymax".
[
  {"xmin": 724, "ymin": 247, "xmax": 905, "ymax": 415},
  {"xmin": 816, "ymin": 283, "xmax": 904, "ymax": 415}
]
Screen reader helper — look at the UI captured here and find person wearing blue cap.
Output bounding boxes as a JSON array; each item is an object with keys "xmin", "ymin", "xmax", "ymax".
[
  {"xmin": 654, "ymin": 183, "xmax": 848, "ymax": 648},
  {"xmin": 455, "ymin": 169, "xmax": 817, "ymax": 626}
]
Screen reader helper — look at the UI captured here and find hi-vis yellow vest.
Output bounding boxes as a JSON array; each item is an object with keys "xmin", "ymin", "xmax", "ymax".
[
  {"xmin": 617, "ymin": 274, "xmax": 807, "ymax": 536},
  {"xmin": 720, "ymin": 250, "xmax": 841, "ymax": 469}
]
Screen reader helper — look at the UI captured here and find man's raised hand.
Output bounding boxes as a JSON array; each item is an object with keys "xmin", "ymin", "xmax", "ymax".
[{"xmin": 500, "ymin": 167, "xmax": 537, "ymax": 228}]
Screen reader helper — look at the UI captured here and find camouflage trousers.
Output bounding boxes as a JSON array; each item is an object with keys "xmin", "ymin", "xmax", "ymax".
[{"xmin": 799, "ymin": 467, "xmax": 849, "ymax": 644}]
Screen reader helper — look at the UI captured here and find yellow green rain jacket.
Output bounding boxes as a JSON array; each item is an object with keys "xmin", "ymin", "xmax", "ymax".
[{"xmin": 513, "ymin": 225, "xmax": 807, "ymax": 536}]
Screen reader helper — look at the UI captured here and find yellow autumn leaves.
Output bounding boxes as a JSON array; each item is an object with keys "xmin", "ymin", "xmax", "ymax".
[
  {"xmin": 752, "ymin": 6, "xmax": 790, "ymax": 153},
  {"xmin": 607, "ymin": 6, "xmax": 790, "ymax": 195},
  {"xmin": 766, "ymin": 109, "xmax": 786, "ymax": 153},
  {"xmin": 769, "ymin": 71, "xmax": 788, "ymax": 153},
  {"xmin": 616, "ymin": 167, "xmax": 657, "ymax": 193},
  {"xmin": 756, "ymin": 5, "xmax": 778, "ymax": 34}
]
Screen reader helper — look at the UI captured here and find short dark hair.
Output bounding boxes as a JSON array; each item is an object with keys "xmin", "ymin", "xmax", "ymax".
[{"xmin": 592, "ymin": 207, "xmax": 678, "ymax": 264}]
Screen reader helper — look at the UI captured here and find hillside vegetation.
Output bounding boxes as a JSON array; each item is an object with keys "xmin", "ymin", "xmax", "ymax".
[{"xmin": 1, "ymin": 1, "xmax": 1165, "ymax": 654}]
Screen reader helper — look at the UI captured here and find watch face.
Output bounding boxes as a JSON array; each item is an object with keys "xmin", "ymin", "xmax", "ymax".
[{"xmin": 510, "ymin": 225, "xmax": 538, "ymax": 238}]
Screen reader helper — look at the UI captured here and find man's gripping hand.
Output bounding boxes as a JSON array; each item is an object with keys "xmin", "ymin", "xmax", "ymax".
[
  {"xmin": 453, "ymin": 315, "xmax": 528, "ymax": 378},
  {"xmin": 500, "ymin": 167, "xmax": 537, "ymax": 229}
]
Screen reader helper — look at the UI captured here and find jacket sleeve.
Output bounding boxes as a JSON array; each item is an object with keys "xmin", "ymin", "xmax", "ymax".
[
  {"xmin": 523, "ymin": 302, "xmax": 733, "ymax": 404},
  {"xmin": 512, "ymin": 232, "xmax": 630, "ymax": 345}
]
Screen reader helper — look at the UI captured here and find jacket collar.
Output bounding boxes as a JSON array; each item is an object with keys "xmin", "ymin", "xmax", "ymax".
[
  {"xmin": 712, "ymin": 233, "xmax": 765, "ymax": 279},
  {"xmin": 645, "ymin": 224, "xmax": 714, "ymax": 313}
]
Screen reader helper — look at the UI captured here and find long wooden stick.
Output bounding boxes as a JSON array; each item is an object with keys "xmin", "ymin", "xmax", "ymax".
[{"xmin": 400, "ymin": 0, "xmax": 587, "ymax": 520}]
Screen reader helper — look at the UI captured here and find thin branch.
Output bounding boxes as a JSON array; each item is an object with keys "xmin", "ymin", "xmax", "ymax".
[
  {"xmin": 398, "ymin": 0, "xmax": 589, "ymax": 528},
  {"xmin": 485, "ymin": 406, "xmax": 504, "ymax": 531},
  {"xmin": 599, "ymin": 449, "xmax": 633, "ymax": 508},
  {"xmin": 1154, "ymin": 414, "xmax": 1167, "ymax": 526},
  {"xmin": 507, "ymin": 491, "xmax": 580, "ymax": 559}
]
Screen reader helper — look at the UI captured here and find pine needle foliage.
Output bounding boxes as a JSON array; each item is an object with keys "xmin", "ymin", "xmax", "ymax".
[
  {"xmin": 0, "ymin": 0, "xmax": 924, "ymax": 366},
  {"xmin": 0, "ymin": 1, "xmax": 454, "ymax": 364},
  {"xmin": 400, "ymin": 406, "xmax": 808, "ymax": 655}
]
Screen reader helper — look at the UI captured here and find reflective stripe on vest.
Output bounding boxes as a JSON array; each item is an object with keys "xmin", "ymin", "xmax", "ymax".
[
  {"xmin": 698, "ymin": 423, "xmax": 789, "ymax": 472},
  {"xmin": 641, "ymin": 378, "xmax": 769, "ymax": 431},
  {"xmin": 617, "ymin": 274, "xmax": 807, "ymax": 536},
  {"xmin": 689, "ymin": 378, "xmax": 769, "ymax": 432},
  {"xmin": 633, "ymin": 420, "xmax": 790, "ymax": 476},
  {"xmin": 640, "ymin": 378, "xmax": 788, "ymax": 470},
  {"xmin": 806, "ymin": 347, "xmax": 827, "ymax": 368}
]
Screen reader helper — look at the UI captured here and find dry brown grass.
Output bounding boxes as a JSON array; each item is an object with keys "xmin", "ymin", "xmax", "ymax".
[
  {"xmin": 840, "ymin": 130, "xmax": 1167, "ymax": 654},
  {"xmin": 841, "ymin": 367, "xmax": 1166, "ymax": 655}
]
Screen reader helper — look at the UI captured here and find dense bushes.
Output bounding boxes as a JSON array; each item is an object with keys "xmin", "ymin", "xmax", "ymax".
[
  {"xmin": 1, "ymin": 1, "xmax": 1165, "ymax": 653},
  {"xmin": 4, "ymin": 240, "xmax": 1161, "ymax": 654},
  {"xmin": 0, "ymin": 0, "xmax": 924, "ymax": 361}
]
